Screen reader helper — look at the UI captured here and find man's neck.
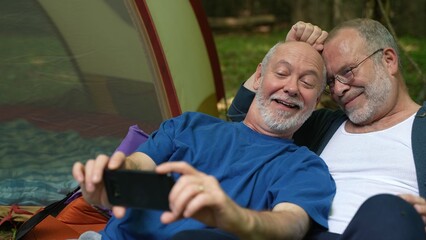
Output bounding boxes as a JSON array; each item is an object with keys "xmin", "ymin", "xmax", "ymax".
[
  {"xmin": 244, "ymin": 106, "xmax": 295, "ymax": 139},
  {"xmin": 243, "ymin": 119, "xmax": 294, "ymax": 139}
]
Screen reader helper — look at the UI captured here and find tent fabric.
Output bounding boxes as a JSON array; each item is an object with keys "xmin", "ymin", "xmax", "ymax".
[
  {"xmin": 0, "ymin": 119, "xmax": 120, "ymax": 206},
  {"xmin": 15, "ymin": 124, "xmax": 149, "ymax": 239},
  {"xmin": 1, "ymin": 0, "xmax": 224, "ymax": 209}
]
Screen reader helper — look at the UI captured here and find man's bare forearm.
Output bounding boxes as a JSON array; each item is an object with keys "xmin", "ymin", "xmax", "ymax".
[
  {"xmin": 224, "ymin": 202, "xmax": 310, "ymax": 240},
  {"xmin": 123, "ymin": 152, "xmax": 156, "ymax": 171}
]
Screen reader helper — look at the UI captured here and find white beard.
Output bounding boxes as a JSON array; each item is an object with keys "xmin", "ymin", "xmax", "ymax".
[{"xmin": 255, "ymin": 87, "xmax": 313, "ymax": 134}]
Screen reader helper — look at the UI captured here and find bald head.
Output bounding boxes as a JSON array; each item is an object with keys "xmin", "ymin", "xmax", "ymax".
[{"xmin": 261, "ymin": 41, "xmax": 326, "ymax": 92}]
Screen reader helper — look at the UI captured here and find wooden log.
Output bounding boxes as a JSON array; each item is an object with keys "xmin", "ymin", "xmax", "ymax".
[{"xmin": 208, "ymin": 14, "xmax": 276, "ymax": 29}]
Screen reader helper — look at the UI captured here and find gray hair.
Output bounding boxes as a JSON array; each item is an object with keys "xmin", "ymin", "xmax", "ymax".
[
  {"xmin": 260, "ymin": 41, "xmax": 284, "ymax": 76},
  {"xmin": 326, "ymin": 18, "xmax": 400, "ymax": 66}
]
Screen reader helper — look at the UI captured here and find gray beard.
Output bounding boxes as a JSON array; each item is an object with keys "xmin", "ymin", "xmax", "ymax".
[
  {"xmin": 346, "ymin": 64, "xmax": 392, "ymax": 124},
  {"xmin": 255, "ymin": 91, "xmax": 312, "ymax": 134}
]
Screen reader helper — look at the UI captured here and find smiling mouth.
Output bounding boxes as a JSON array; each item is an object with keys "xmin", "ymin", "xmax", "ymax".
[
  {"xmin": 273, "ymin": 99, "xmax": 300, "ymax": 109},
  {"xmin": 341, "ymin": 93, "xmax": 361, "ymax": 108}
]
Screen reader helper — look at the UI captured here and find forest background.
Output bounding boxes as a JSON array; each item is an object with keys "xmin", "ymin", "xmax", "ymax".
[{"xmin": 202, "ymin": 0, "xmax": 426, "ymax": 110}]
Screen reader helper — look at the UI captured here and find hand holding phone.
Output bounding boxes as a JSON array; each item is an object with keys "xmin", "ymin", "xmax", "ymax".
[{"xmin": 103, "ymin": 169, "xmax": 175, "ymax": 210}]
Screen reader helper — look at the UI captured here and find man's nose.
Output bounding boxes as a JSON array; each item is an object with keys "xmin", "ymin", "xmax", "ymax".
[
  {"xmin": 282, "ymin": 77, "xmax": 299, "ymax": 97},
  {"xmin": 332, "ymin": 80, "xmax": 350, "ymax": 97}
]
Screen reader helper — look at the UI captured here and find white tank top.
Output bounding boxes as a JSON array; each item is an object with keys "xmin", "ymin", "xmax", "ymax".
[{"xmin": 320, "ymin": 114, "xmax": 418, "ymax": 234}]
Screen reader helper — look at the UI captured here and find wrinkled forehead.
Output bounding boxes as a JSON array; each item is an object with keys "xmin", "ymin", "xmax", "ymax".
[
  {"xmin": 322, "ymin": 29, "xmax": 365, "ymax": 70},
  {"xmin": 273, "ymin": 42, "xmax": 324, "ymax": 71}
]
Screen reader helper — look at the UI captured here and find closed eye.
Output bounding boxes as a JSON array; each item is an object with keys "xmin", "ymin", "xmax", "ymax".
[
  {"xmin": 341, "ymin": 67, "xmax": 354, "ymax": 79},
  {"xmin": 299, "ymin": 78, "xmax": 315, "ymax": 89},
  {"xmin": 275, "ymin": 71, "xmax": 290, "ymax": 78}
]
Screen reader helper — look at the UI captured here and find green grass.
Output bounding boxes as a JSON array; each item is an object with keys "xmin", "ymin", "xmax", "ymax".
[
  {"xmin": 214, "ymin": 30, "xmax": 426, "ymax": 104},
  {"xmin": 213, "ymin": 30, "xmax": 285, "ymax": 99},
  {"xmin": 399, "ymin": 37, "xmax": 426, "ymax": 102},
  {"xmin": 0, "ymin": 223, "xmax": 17, "ymax": 240}
]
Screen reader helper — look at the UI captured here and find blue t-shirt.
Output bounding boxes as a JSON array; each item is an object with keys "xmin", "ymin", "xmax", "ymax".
[{"xmin": 101, "ymin": 112, "xmax": 335, "ymax": 240}]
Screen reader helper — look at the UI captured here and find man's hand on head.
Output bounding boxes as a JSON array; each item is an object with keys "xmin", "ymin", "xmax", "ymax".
[{"xmin": 285, "ymin": 21, "xmax": 328, "ymax": 52}]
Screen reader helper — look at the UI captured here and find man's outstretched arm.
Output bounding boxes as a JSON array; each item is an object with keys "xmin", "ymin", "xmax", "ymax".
[{"xmin": 156, "ymin": 162, "xmax": 311, "ymax": 240}]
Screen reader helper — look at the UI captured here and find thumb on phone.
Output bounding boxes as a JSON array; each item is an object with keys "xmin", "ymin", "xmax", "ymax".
[{"xmin": 108, "ymin": 151, "xmax": 126, "ymax": 169}]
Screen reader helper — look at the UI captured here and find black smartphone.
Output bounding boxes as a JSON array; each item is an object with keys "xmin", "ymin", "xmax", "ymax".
[{"xmin": 103, "ymin": 169, "xmax": 175, "ymax": 210}]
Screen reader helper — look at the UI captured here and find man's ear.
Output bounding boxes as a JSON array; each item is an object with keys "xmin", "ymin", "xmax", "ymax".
[
  {"xmin": 382, "ymin": 48, "xmax": 398, "ymax": 75},
  {"xmin": 253, "ymin": 63, "xmax": 263, "ymax": 91}
]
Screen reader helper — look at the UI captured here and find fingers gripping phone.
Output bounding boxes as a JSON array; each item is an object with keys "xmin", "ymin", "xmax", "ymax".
[{"xmin": 103, "ymin": 169, "xmax": 175, "ymax": 211}]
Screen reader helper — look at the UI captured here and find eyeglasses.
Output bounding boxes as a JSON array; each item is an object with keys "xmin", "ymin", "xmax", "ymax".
[{"xmin": 326, "ymin": 48, "xmax": 384, "ymax": 91}]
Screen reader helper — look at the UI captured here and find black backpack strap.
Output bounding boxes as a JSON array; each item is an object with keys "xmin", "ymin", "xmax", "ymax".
[
  {"xmin": 15, "ymin": 187, "xmax": 81, "ymax": 240},
  {"xmin": 412, "ymin": 102, "xmax": 426, "ymax": 199}
]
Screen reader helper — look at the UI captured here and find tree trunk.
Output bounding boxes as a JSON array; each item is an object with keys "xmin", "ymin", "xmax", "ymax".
[
  {"xmin": 376, "ymin": 0, "xmax": 426, "ymax": 102},
  {"xmin": 364, "ymin": 0, "xmax": 375, "ymax": 18}
]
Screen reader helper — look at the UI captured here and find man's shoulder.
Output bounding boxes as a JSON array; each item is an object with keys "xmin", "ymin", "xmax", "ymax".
[
  {"xmin": 411, "ymin": 102, "xmax": 426, "ymax": 135},
  {"xmin": 170, "ymin": 112, "xmax": 224, "ymax": 129},
  {"xmin": 293, "ymin": 144, "xmax": 325, "ymax": 161},
  {"xmin": 415, "ymin": 101, "xmax": 426, "ymax": 118},
  {"xmin": 179, "ymin": 112, "xmax": 222, "ymax": 122}
]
